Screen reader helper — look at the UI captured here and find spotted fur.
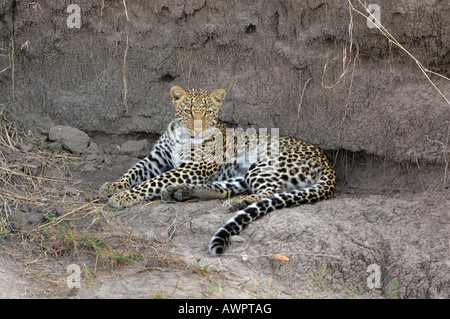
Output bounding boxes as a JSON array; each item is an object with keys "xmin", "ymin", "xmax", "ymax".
[{"xmin": 100, "ymin": 86, "xmax": 336, "ymax": 255}]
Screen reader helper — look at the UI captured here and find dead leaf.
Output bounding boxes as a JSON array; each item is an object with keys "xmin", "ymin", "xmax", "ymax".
[{"xmin": 273, "ymin": 254, "xmax": 290, "ymax": 262}]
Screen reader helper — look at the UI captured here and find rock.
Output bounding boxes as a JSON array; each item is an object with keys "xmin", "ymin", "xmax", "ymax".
[
  {"xmin": 63, "ymin": 185, "xmax": 78, "ymax": 196},
  {"xmin": 18, "ymin": 143, "xmax": 33, "ymax": 153},
  {"xmin": 85, "ymin": 142, "xmax": 101, "ymax": 155},
  {"xmin": 85, "ymin": 142, "xmax": 102, "ymax": 161},
  {"xmin": 48, "ymin": 125, "xmax": 90, "ymax": 154},
  {"xmin": 120, "ymin": 139, "xmax": 149, "ymax": 158}
]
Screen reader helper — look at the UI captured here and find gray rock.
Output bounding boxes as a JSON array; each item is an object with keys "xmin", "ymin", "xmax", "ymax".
[{"xmin": 48, "ymin": 125, "xmax": 90, "ymax": 154}]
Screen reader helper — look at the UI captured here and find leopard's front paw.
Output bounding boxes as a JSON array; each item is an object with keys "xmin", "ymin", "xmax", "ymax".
[
  {"xmin": 99, "ymin": 181, "xmax": 129, "ymax": 196},
  {"xmin": 161, "ymin": 185, "xmax": 191, "ymax": 202},
  {"xmin": 108, "ymin": 191, "xmax": 141, "ymax": 208},
  {"xmin": 222, "ymin": 197, "xmax": 249, "ymax": 212}
]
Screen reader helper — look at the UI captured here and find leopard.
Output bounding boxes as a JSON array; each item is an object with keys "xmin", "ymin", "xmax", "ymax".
[{"xmin": 100, "ymin": 85, "xmax": 336, "ymax": 256}]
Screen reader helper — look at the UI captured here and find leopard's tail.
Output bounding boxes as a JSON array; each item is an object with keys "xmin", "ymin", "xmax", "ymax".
[{"xmin": 208, "ymin": 177, "xmax": 336, "ymax": 256}]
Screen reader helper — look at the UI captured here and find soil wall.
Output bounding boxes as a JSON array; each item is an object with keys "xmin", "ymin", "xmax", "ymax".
[{"xmin": 1, "ymin": 0, "xmax": 449, "ymax": 166}]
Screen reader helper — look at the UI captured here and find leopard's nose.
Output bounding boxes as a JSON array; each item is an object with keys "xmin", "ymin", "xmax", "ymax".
[{"xmin": 193, "ymin": 119, "xmax": 203, "ymax": 137}]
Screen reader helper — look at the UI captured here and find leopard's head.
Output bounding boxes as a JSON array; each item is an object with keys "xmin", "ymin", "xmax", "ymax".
[{"xmin": 170, "ymin": 86, "xmax": 226, "ymax": 139}]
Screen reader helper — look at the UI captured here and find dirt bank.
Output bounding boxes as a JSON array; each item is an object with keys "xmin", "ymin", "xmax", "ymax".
[
  {"xmin": 0, "ymin": 122, "xmax": 448, "ymax": 299},
  {"xmin": 1, "ymin": 0, "xmax": 449, "ymax": 163}
]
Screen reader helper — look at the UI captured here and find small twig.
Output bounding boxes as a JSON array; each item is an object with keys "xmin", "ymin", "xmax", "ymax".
[
  {"xmin": 122, "ymin": 35, "xmax": 129, "ymax": 115},
  {"xmin": 337, "ymin": 42, "xmax": 359, "ymax": 145},
  {"xmin": 295, "ymin": 77, "xmax": 312, "ymax": 135},
  {"xmin": 0, "ymin": 65, "xmax": 11, "ymax": 75},
  {"xmin": 166, "ymin": 215, "xmax": 178, "ymax": 240},
  {"xmin": 321, "ymin": 1, "xmax": 354, "ymax": 89},
  {"xmin": 11, "ymin": 37, "xmax": 14, "ymax": 101},
  {"xmin": 0, "ymin": 165, "xmax": 71, "ymax": 183},
  {"xmin": 122, "ymin": 0, "xmax": 130, "ymax": 21},
  {"xmin": 28, "ymin": 2, "xmax": 42, "ymax": 12}
]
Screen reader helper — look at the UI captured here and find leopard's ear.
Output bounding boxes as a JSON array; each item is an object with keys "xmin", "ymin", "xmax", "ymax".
[
  {"xmin": 210, "ymin": 89, "xmax": 226, "ymax": 109},
  {"xmin": 170, "ymin": 86, "xmax": 187, "ymax": 108}
]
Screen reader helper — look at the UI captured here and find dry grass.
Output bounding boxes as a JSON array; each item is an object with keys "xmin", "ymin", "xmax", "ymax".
[{"xmin": 0, "ymin": 106, "xmax": 186, "ymax": 290}]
